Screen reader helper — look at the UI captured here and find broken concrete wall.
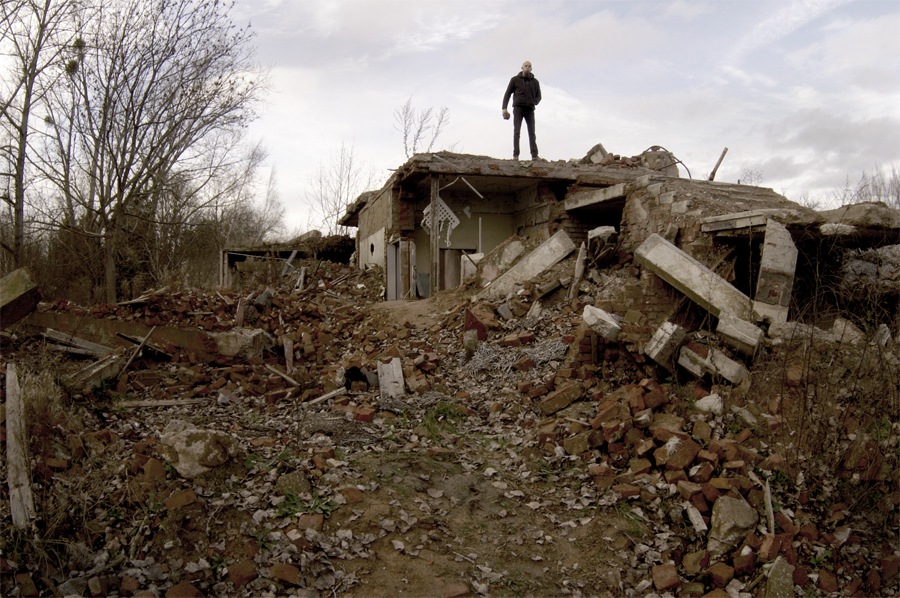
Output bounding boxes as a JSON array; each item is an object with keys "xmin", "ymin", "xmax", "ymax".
[
  {"xmin": 512, "ymin": 182, "xmax": 558, "ymax": 241},
  {"xmin": 356, "ymin": 186, "xmax": 394, "ymax": 270}
]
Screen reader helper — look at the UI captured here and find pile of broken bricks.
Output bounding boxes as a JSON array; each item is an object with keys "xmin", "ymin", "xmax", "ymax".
[{"xmin": 1, "ymin": 242, "xmax": 898, "ymax": 597}]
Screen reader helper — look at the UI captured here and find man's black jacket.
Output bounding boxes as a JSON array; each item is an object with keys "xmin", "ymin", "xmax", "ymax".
[{"xmin": 503, "ymin": 72, "xmax": 541, "ymax": 109}]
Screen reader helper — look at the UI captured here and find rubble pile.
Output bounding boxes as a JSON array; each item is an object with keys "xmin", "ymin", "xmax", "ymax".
[{"xmin": 0, "ymin": 251, "xmax": 898, "ymax": 598}]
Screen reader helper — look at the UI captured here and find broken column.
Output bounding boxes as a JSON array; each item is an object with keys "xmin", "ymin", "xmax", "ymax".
[
  {"xmin": 644, "ymin": 321, "xmax": 687, "ymax": 371},
  {"xmin": 753, "ymin": 219, "xmax": 797, "ymax": 324}
]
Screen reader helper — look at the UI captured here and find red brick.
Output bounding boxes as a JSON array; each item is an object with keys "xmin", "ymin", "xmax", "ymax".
[
  {"xmin": 707, "ymin": 562, "xmax": 734, "ymax": 587},
  {"xmin": 733, "ymin": 553, "xmax": 755, "ymax": 576},
  {"xmin": 612, "ymin": 484, "xmax": 640, "ymax": 500},
  {"xmin": 818, "ymin": 569, "xmax": 839, "ymax": 593},
  {"xmin": 271, "ymin": 562, "xmax": 301, "ymax": 586},
  {"xmin": 792, "ymin": 565, "xmax": 809, "ymax": 588},
  {"xmin": 164, "ymin": 489, "xmax": 196, "ymax": 510},
  {"xmin": 883, "ymin": 555, "xmax": 900, "ymax": 580},
  {"xmin": 227, "ymin": 560, "xmax": 257, "ymax": 587},
  {"xmin": 341, "ymin": 486, "xmax": 363, "ymax": 503},
  {"xmin": 652, "ymin": 563, "xmax": 679, "ymax": 592},
  {"xmin": 165, "ymin": 581, "xmax": 203, "ymax": 597},
  {"xmin": 759, "ymin": 533, "xmax": 781, "ymax": 562}
]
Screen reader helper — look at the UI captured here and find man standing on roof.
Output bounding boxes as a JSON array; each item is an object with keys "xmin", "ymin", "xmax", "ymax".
[{"xmin": 502, "ymin": 60, "xmax": 541, "ymax": 161}]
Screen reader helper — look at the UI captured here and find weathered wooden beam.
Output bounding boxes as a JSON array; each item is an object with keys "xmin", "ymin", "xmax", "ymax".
[
  {"xmin": 62, "ymin": 349, "xmax": 127, "ymax": 391},
  {"xmin": 23, "ymin": 311, "xmax": 215, "ymax": 360},
  {"xmin": 43, "ymin": 328, "xmax": 113, "ymax": 357},
  {"xmin": 6, "ymin": 363, "xmax": 35, "ymax": 529},
  {"xmin": 0, "ymin": 268, "xmax": 42, "ymax": 330}
]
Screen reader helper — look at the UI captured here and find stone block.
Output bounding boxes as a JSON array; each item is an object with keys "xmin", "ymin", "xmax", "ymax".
[
  {"xmin": 766, "ymin": 556, "xmax": 795, "ymax": 598},
  {"xmin": 678, "ymin": 344, "xmax": 749, "ymax": 385},
  {"xmin": 716, "ymin": 311, "xmax": 762, "ymax": 356},
  {"xmin": 754, "ymin": 219, "xmax": 797, "ymax": 313},
  {"xmin": 644, "ymin": 322, "xmax": 686, "ymax": 371},
  {"xmin": 652, "ymin": 563, "xmax": 679, "ymax": 592},
  {"xmin": 211, "ymin": 328, "xmax": 275, "ymax": 359},
  {"xmin": 707, "ymin": 496, "xmax": 759, "ymax": 557},
  {"xmin": 539, "ymin": 383, "xmax": 583, "ymax": 415},
  {"xmin": 583, "ymin": 305, "xmax": 622, "ymax": 342}
]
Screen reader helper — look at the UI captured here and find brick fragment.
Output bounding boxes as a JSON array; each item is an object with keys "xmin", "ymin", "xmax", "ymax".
[
  {"xmin": 818, "ymin": 569, "xmax": 839, "ymax": 593},
  {"xmin": 707, "ymin": 561, "xmax": 734, "ymax": 587},
  {"xmin": 651, "ymin": 563, "xmax": 679, "ymax": 592}
]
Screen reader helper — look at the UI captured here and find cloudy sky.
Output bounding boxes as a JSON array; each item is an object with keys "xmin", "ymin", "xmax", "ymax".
[{"xmin": 231, "ymin": 0, "xmax": 899, "ymax": 232}]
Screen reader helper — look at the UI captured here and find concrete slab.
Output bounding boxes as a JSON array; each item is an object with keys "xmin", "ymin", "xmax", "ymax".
[
  {"xmin": 583, "ymin": 305, "xmax": 622, "ymax": 342},
  {"xmin": 564, "ymin": 183, "xmax": 628, "ymax": 211},
  {"xmin": 716, "ymin": 312, "xmax": 762, "ymax": 356},
  {"xmin": 479, "ymin": 230, "xmax": 576, "ymax": 300},
  {"xmin": 765, "ymin": 556, "xmax": 795, "ymax": 598},
  {"xmin": 700, "ymin": 211, "xmax": 771, "ymax": 233},
  {"xmin": 678, "ymin": 344, "xmax": 749, "ymax": 386},
  {"xmin": 644, "ymin": 321, "xmax": 687, "ymax": 371},
  {"xmin": 377, "ymin": 357, "xmax": 405, "ymax": 399},
  {"xmin": 754, "ymin": 219, "xmax": 797, "ymax": 323},
  {"xmin": 635, "ymin": 233, "xmax": 755, "ymax": 321}
]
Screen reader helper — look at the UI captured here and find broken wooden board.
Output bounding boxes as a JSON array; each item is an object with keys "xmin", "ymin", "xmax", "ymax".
[
  {"xmin": 23, "ymin": 311, "xmax": 214, "ymax": 360},
  {"xmin": 43, "ymin": 328, "xmax": 113, "ymax": 358},
  {"xmin": 6, "ymin": 363, "xmax": 36, "ymax": 528},
  {"xmin": 62, "ymin": 349, "xmax": 127, "ymax": 391},
  {"xmin": 121, "ymin": 398, "xmax": 204, "ymax": 408},
  {"xmin": 0, "ymin": 268, "xmax": 42, "ymax": 330},
  {"xmin": 116, "ymin": 332, "xmax": 172, "ymax": 360}
]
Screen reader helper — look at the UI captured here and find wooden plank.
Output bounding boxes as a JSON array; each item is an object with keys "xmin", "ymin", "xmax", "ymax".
[
  {"xmin": 118, "ymin": 326, "xmax": 157, "ymax": 379},
  {"xmin": 62, "ymin": 350, "xmax": 127, "ymax": 391},
  {"xmin": 121, "ymin": 398, "xmax": 204, "ymax": 408},
  {"xmin": 23, "ymin": 311, "xmax": 215, "ymax": 360},
  {"xmin": 0, "ymin": 268, "xmax": 42, "ymax": 330},
  {"xmin": 43, "ymin": 328, "xmax": 113, "ymax": 357},
  {"xmin": 6, "ymin": 363, "xmax": 36, "ymax": 528}
]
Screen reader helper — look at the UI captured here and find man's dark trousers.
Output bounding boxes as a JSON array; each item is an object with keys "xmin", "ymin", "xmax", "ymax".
[{"xmin": 513, "ymin": 106, "xmax": 538, "ymax": 158}]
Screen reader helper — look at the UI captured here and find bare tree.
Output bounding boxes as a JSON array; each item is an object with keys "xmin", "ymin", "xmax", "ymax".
[
  {"xmin": 394, "ymin": 96, "xmax": 450, "ymax": 159},
  {"xmin": 0, "ymin": 0, "xmax": 79, "ymax": 271},
  {"xmin": 305, "ymin": 141, "xmax": 378, "ymax": 236},
  {"xmin": 35, "ymin": 0, "xmax": 266, "ymax": 302}
]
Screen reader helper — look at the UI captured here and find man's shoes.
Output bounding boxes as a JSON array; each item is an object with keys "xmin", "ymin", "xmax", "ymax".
[
  {"xmin": 531, "ymin": 155, "xmax": 541, "ymax": 161},
  {"xmin": 512, "ymin": 155, "xmax": 519, "ymax": 161}
]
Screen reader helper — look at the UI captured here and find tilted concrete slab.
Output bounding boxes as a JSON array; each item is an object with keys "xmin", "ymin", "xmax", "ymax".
[
  {"xmin": 564, "ymin": 183, "xmax": 629, "ymax": 211},
  {"xmin": 479, "ymin": 230, "xmax": 576, "ymax": 300},
  {"xmin": 700, "ymin": 210, "xmax": 773, "ymax": 233},
  {"xmin": 678, "ymin": 345, "xmax": 749, "ymax": 386},
  {"xmin": 716, "ymin": 312, "xmax": 762, "ymax": 357},
  {"xmin": 753, "ymin": 218, "xmax": 797, "ymax": 323},
  {"xmin": 634, "ymin": 233, "xmax": 755, "ymax": 321}
]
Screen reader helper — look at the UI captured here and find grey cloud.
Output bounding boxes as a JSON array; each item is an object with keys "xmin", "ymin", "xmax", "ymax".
[{"xmin": 768, "ymin": 109, "xmax": 900, "ymax": 163}]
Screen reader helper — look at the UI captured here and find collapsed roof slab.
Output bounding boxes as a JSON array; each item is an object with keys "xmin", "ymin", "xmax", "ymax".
[
  {"xmin": 478, "ymin": 230, "xmax": 576, "ymax": 300},
  {"xmin": 635, "ymin": 233, "xmax": 756, "ymax": 322}
]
